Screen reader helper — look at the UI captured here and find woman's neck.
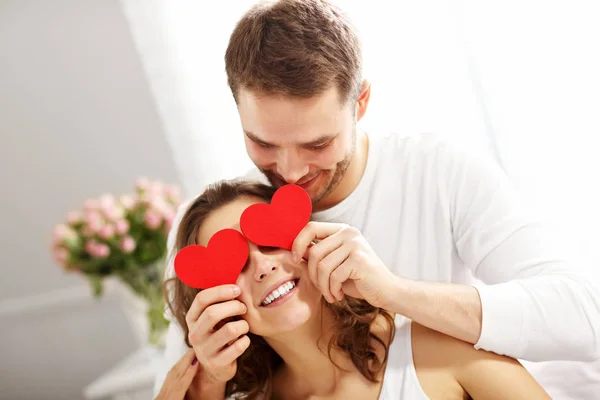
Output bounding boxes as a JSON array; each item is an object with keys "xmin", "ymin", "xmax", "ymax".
[
  {"xmin": 265, "ymin": 305, "xmax": 393, "ymax": 399},
  {"xmin": 266, "ymin": 305, "xmax": 350, "ymax": 397}
]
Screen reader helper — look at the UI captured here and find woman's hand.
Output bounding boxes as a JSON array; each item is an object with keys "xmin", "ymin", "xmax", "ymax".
[
  {"xmin": 292, "ymin": 221, "xmax": 399, "ymax": 309},
  {"xmin": 155, "ymin": 348, "xmax": 199, "ymax": 400},
  {"xmin": 186, "ymin": 284, "xmax": 250, "ymax": 385}
]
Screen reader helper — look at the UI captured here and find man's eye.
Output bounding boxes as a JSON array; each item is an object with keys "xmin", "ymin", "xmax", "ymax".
[
  {"xmin": 307, "ymin": 141, "xmax": 333, "ymax": 151},
  {"xmin": 257, "ymin": 142, "xmax": 273, "ymax": 149}
]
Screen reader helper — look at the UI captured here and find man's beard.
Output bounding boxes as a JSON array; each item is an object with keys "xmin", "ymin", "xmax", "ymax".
[{"xmin": 260, "ymin": 130, "xmax": 356, "ymax": 206}]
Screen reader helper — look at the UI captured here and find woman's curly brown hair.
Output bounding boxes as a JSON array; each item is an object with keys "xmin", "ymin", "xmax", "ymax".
[{"xmin": 164, "ymin": 180, "xmax": 395, "ymax": 399}]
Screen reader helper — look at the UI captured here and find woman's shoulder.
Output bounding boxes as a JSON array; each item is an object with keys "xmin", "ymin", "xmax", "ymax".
[
  {"xmin": 410, "ymin": 321, "xmax": 523, "ymax": 371},
  {"xmin": 408, "ymin": 321, "xmax": 469, "ymax": 399},
  {"xmin": 408, "ymin": 321, "xmax": 549, "ymax": 400}
]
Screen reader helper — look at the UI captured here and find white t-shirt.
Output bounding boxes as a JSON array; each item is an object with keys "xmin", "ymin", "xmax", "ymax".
[{"xmin": 155, "ymin": 132, "xmax": 600, "ymax": 399}]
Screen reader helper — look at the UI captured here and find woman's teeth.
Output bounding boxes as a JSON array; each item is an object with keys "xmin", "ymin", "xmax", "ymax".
[{"xmin": 262, "ymin": 280, "xmax": 296, "ymax": 306}]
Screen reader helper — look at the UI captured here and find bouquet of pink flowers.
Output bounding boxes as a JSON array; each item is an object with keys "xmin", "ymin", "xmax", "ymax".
[{"xmin": 51, "ymin": 177, "xmax": 183, "ymax": 344}]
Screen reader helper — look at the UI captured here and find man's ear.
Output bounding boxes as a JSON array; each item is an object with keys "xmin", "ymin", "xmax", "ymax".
[{"xmin": 355, "ymin": 80, "xmax": 372, "ymax": 122}]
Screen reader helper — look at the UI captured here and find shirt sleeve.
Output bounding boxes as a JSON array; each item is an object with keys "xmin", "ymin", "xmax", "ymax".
[{"xmin": 445, "ymin": 142, "xmax": 600, "ymax": 362}]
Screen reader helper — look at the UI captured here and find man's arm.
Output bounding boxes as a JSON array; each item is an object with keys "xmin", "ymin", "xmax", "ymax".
[
  {"xmin": 385, "ymin": 278, "xmax": 483, "ymax": 346},
  {"xmin": 387, "ymin": 142, "xmax": 600, "ymax": 362}
]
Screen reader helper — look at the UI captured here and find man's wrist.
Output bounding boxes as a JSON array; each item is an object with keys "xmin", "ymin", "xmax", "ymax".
[{"xmin": 383, "ymin": 274, "xmax": 411, "ymax": 314}]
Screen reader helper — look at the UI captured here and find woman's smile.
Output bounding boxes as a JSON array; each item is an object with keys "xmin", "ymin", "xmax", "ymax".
[{"xmin": 260, "ymin": 278, "xmax": 300, "ymax": 307}]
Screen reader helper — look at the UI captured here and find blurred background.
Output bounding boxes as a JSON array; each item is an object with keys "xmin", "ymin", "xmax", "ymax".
[{"xmin": 0, "ymin": 0, "xmax": 598, "ymax": 399}]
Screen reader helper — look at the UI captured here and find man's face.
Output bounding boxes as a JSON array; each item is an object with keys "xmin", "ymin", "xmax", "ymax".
[{"xmin": 237, "ymin": 86, "xmax": 357, "ymax": 206}]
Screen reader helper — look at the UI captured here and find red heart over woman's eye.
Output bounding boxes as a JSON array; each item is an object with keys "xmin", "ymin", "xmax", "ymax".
[
  {"xmin": 240, "ymin": 184, "xmax": 312, "ymax": 250},
  {"xmin": 174, "ymin": 228, "xmax": 248, "ymax": 289}
]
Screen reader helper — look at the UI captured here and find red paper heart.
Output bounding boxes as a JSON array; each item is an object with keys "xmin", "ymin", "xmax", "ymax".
[
  {"xmin": 240, "ymin": 184, "xmax": 312, "ymax": 250},
  {"xmin": 174, "ymin": 228, "xmax": 248, "ymax": 289}
]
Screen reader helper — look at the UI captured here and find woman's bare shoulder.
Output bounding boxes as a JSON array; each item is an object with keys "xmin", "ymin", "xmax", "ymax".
[
  {"xmin": 410, "ymin": 322, "xmax": 468, "ymax": 400},
  {"xmin": 410, "ymin": 322, "xmax": 550, "ymax": 400}
]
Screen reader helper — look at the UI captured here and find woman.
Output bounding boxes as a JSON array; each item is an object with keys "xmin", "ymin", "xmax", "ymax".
[{"xmin": 163, "ymin": 180, "xmax": 550, "ymax": 400}]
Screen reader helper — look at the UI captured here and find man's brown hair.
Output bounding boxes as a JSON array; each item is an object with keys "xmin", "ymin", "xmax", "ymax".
[{"xmin": 225, "ymin": 0, "xmax": 363, "ymax": 105}]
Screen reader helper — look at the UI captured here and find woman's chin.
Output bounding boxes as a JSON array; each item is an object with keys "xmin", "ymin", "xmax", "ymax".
[{"xmin": 253, "ymin": 303, "xmax": 317, "ymax": 338}]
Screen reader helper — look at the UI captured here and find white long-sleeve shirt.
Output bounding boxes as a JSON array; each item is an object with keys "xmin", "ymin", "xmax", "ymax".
[{"xmin": 154, "ymin": 132, "xmax": 600, "ymax": 399}]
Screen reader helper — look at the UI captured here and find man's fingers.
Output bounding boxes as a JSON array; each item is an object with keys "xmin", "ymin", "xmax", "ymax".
[
  {"xmin": 319, "ymin": 244, "xmax": 351, "ymax": 302},
  {"xmin": 292, "ymin": 221, "xmax": 343, "ymax": 263},
  {"xmin": 307, "ymin": 233, "xmax": 343, "ymax": 285},
  {"xmin": 308, "ymin": 236, "xmax": 345, "ymax": 302},
  {"xmin": 329, "ymin": 254, "xmax": 354, "ymax": 301},
  {"xmin": 185, "ymin": 285, "xmax": 241, "ymax": 328}
]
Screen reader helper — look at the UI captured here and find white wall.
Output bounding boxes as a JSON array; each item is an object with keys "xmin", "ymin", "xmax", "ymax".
[{"xmin": 0, "ymin": 1, "xmax": 179, "ymax": 399}]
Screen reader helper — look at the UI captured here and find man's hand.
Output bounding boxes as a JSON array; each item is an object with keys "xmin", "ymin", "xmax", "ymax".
[{"xmin": 292, "ymin": 221, "xmax": 398, "ymax": 309}]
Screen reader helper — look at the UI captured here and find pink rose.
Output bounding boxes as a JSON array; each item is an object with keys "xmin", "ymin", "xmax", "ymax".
[
  {"xmin": 121, "ymin": 236, "xmax": 136, "ymax": 253},
  {"xmin": 102, "ymin": 205, "xmax": 125, "ymax": 221},
  {"xmin": 96, "ymin": 244, "xmax": 110, "ymax": 258},
  {"xmin": 54, "ymin": 247, "xmax": 69, "ymax": 267},
  {"xmin": 98, "ymin": 224, "xmax": 115, "ymax": 240},
  {"xmin": 119, "ymin": 195, "xmax": 136, "ymax": 210},
  {"xmin": 99, "ymin": 194, "xmax": 115, "ymax": 210},
  {"xmin": 53, "ymin": 224, "xmax": 78, "ymax": 247},
  {"xmin": 115, "ymin": 219, "xmax": 130, "ymax": 235},
  {"xmin": 53, "ymin": 224, "xmax": 70, "ymax": 241},
  {"xmin": 85, "ymin": 240, "xmax": 99, "ymax": 256},
  {"xmin": 136, "ymin": 177, "xmax": 150, "ymax": 192},
  {"xmin": 87, "ymin": 218, "xmax": 103, "ymax": 235},
  {"xmin": 144, "ymin": 209, "xmax": 162, "ymax": 230},
  {"xmin": 66, "ymin": 211, "xmax": 83, "ymax": 225},
  {"xmin": 84, "ymin": 210, "xmax": 102, "ymax": 224},
  {"xmin": 149, "ymin": 198, "xmax": 169, "ymax": 215},
  {"xmin": 84, "ymin": 198, "xmax": 98, "ymax": 211},
  {"xmin": 164, "ymin": 184, "xmax": 181, "ymax": 201},
  {"xmin": 148, "ymin": 181, "xmax": 164, "ymax": 197},
  {"xmin": 85, "ymin": 240, "xmax": 109, "ymax": 258}
]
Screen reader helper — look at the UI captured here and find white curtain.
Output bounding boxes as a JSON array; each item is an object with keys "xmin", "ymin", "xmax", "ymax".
[
  {"xmin": 121, "ymin": 0, "xmax": 599, "ymax": 276},
  {"xmin": 457, "ymin": 0, "xmax": 600, "ymax": 278}
]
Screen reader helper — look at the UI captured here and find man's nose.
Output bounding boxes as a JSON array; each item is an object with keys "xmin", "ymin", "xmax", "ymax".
[
  {"xmin": 277, "ymin": 149, "xmax": 309, "ymax": 184},
  {"xmin": 249, "ymin": 250, "xmax": 279, "ymax": 281}
]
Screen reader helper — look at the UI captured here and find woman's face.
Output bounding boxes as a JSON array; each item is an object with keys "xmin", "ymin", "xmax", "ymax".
[{"xmin": 197, "ymin": 196, "xmax": 322, "ymax": 338}]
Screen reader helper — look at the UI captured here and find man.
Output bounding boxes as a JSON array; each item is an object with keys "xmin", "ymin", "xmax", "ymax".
[{"xmin": 154, "ymin": 0, "xmax": 600, "ymax": 398}]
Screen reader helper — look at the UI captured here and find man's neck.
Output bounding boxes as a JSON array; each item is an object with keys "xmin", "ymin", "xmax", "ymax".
[{"xmin": 315, "ymin": 129, "xmax": 369, "ymax": 211}]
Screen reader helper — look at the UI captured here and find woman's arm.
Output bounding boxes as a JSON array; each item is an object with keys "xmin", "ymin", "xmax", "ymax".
[{"xmin": 411, "ymin": 322, "xmax": 551, "ymax": 400}]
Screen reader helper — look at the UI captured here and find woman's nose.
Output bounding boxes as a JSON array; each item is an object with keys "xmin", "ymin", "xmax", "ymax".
[{"xmin": 249, "ymin": 251, "xmax": 279, "ymax": 281}]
